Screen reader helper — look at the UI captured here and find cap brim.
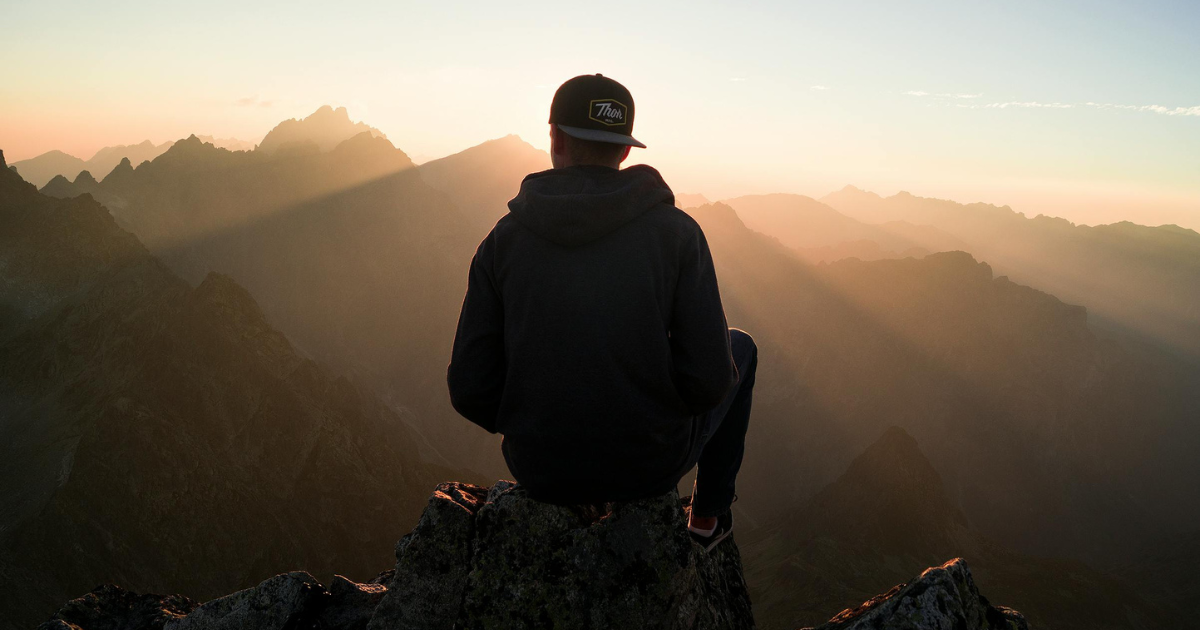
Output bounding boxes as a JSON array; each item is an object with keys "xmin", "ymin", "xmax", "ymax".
[{"xmin": 557, "ymin": 124, "xmax": 646, "ymax": 149}]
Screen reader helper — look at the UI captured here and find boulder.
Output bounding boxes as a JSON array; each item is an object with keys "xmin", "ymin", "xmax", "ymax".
[
  {"xmin": 35, "ymin": 482, "xmax": 1032, "ymax": 630},
  {"xmin": 367, "ymin": 480, "xmax": 756, "ymax": 629},
  {"xmin": 163, "ymin": 572, "xmax": 326, "ymax": 630},
  {"xmin": 804, "ymin": 559, "xmax": 1030, "ymax": 630},
  {"xmin": 35, "ymin": 584, "xmax": 195, "ymax": 630},
  {"xmin": 37, "ymin": 481, "xmax": 755, "ymax": 630},
  {"xmin": 317, "ymin": 574, "xmax": 391, "ymax": 630}
]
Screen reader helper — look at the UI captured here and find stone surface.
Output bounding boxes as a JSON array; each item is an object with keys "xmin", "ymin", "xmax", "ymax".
[
  {"xmin": 315, "ymin": 573, "xmax": 391, "ymax": 630},
  {"xmin": 35, "ymin": 584, "xmax": 196, "ymax": 630},
  {"xmin": 366, "ymin": 481, "xmax": 756, "ymax": 630},
  {"xmin": 31, "ymin": 483, "xmax": 1035, "ymax": 630},
  {"xmin": 367, "ymin": 482, "xmax": 489, "ymax": 629},
  {"xmin": 805, "ymin": 559, "xmax": 1030, "ymax": 630},
  {"xmin": 163, "ymin": 572, "xmax": 326, "ymax": 630}
]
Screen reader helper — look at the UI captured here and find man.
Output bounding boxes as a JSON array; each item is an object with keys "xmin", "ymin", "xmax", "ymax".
[{"xmin": 447, "ymin": 73, "xmax": 756, "ymax": 550}]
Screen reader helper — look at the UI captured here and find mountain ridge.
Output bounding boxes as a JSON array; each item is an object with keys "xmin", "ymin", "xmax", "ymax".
[
  {"xmin": 12, "ymin": 137, "xmax": 252, "ymax": 188},
  {"xmin": 0, "ymin": 156, "xmax": 458, "ymax": 630},
  {"xmin": 744, "ymin": 426, "xmax": 1167, "ymax": 630},
  {"xmin": 818, "ymin": 186, "xmax": 1200, "ymax": 359}
]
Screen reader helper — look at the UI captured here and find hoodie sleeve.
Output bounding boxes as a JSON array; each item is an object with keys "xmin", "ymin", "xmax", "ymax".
[
  {"xmin": 447, "ymin": 232, "xmax": 506, "ymax": 433},
  {"xmin": 669, "ymin": 225, "xmax": 737, "ymax": 413}
]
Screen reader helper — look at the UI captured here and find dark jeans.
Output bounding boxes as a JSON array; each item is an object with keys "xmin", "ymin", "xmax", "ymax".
[{"xmin": 689, "ymin": 328, "xmax": 757, "ymax": 518}]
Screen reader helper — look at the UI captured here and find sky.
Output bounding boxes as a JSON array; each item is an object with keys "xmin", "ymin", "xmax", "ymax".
[{"xmin": 2, "ymin": 0, "xmax": 1198, "ymax": 229}]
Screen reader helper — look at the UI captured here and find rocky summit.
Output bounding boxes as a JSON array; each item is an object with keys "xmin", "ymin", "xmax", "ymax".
[
  {"xmin": 804, "ymin": 559, "xmax": 1028, "ymax": 630},
  {"xmin": 367, "ymin": 481, "xmax": 754, "ymax": 630},
  {"xmin": 34, "ymin": 481, "xmax": 1033, "ymax": 630}
]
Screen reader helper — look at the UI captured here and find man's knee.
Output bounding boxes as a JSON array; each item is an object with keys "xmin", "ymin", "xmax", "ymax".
[{"xmin": 729, "ymin": 328, "xmax": 757, "ymax": 372}]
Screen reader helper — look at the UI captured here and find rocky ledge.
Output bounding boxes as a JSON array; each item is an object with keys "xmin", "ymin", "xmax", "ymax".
[
  {"xmin": 804, "ymin": 559, "xmax": 1029, "ymax": 630},
  {"xmin": 36, "ymin": 482, "xmax": 1028, "ymax": 630}
]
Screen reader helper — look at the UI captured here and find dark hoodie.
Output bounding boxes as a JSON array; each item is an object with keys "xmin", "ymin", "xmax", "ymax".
[{"xmin": 447, "ymin": 164, "xmax": 736, "ymax": 503}]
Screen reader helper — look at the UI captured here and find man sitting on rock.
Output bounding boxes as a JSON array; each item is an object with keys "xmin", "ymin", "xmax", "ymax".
[{"xmin": 447, "ymin": 73, "xmax": 756, "ymax": 550}]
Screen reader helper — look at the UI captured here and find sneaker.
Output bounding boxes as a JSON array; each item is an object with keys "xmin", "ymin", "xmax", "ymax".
[{"xmin": 687, "ymin": 509, "xmax": 733, "ymax": 552}]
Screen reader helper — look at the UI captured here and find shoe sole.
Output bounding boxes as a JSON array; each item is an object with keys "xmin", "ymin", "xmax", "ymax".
[
  {"xmin": 684, "ymin": 502, "xmax": 734, "ymax": 553},
  {"xmin": 691, "ymin": 526, "xmax": 733, "ymax": 552}
]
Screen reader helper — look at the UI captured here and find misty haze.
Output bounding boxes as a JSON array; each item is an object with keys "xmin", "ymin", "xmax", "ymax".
[{"xmin": 2, "ymin": 2, "xmax": 1198, "ymax": 630}]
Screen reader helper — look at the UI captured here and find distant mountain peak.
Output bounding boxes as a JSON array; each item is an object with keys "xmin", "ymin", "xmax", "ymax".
[
  {"xmin": 312, "ymin": 104, "xmax": 348, "ymax": 119},
  {"xmin": 688, "ymin": 202, "xmax": 748, "ymax": 231},
  {"xmin": 167, "ymin": 134, "xmax": 211, "ymax": 155},
  {"xmin": 257, "ymin": 105, "xmax": 386, "ymax": 154},
  {"xmin": 44, "ymin": 174, "xmax": 71, "ymax": 188},
  {"xmin": 801, "ymin": 425, "xmax": 970, "ymax": 546},
  {"xmin": 75, "ymin": 170, "xmax": 97, "ymax": 185},
  {"xmin": 822, "ymin": 185, "xmax": 883, "ymax": 205},
  {"xmin": 191, "ymin": 271, "xmax": 275, "ymax": 338},
  {"xmin": 101, "ymin": 157, "xmax": 135, "ymax": 185},
  {"xmin": 839, "ymin": 426, "xmax": 938, "ymax": 487},
  {"xmin": 462, "ymin": 134, "xmax": 543, "ymax": 155}
]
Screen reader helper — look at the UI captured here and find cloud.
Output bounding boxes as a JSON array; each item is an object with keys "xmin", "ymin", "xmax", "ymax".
[
  {"xmin": 811, "ymin": 85, "xmax": 830, "ymax": 91},
  {"xmin": 982, "ymin": 101, "xmax": 1200, "ymax": 115},
  {"xmin": 1117, "ymin": 103, "xmax": 1200, "ymax": 116},
  {"xmin": 985, "ymin": 101, "xmax": 1074, "ymax": 109},
  {"xmin": 729, "ymin": 77, "xmax": 747, "ymax": 83},
  {"xmin": 906, "ymin": 90, "xmax": 981, "ymax": 99},
  {"xmin": 897, "ymin": 90, "xmax": 1197, "ymax": 118}
]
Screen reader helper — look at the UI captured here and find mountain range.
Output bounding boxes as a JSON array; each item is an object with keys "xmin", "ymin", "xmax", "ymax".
[
  {"xmin": 743, "ymin": 427, "xmax": 1168, "ymax": 630},
  {"xmin": 817, "ymin": 186, "xmax": 1200, "ymax": 360},
  {"xmin": 687, "ymin": 201, "xmax": 1200, "ymax": 563},
  {"xmin": 10, "ymin": 136, "xmax": 253, "ymax": 188},
  {"xmin": 0, "ymin": 149, "xmax": 457, "ymax": 630},
  {"xmin": 6, "ymin": 105, "xmax": 1200, "ymax": 629},
  {"xmin": 256, "ymin": 105, "xmax": 385, "ymax": 154},
  {"xmin": 716, "ymin": 193, "xmax": 966, "ymax": 263}
]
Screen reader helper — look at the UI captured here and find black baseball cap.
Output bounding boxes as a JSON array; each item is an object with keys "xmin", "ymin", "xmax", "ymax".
[{"xmin": 549, "ymin": 74, "xmax": 646, "ymax": 148}]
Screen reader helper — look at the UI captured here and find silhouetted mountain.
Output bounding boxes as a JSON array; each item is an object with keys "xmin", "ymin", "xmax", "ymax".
[
  {"xmin": 256, "ymin": 105, "xmax": 386, "ymax": 154},
  {"xmin": 0, "ymin": 158, "xmax": 454, "ymax": 630},
  {"xmin": 409, "ymin": 138, "xmax": 1200, "ymax": 569},
  {"xmin": 12, "ymin": 138, "xmax": 255, "ymax": 189},
  {"xmin": 417, "ymin": 134, "xmax": 550, "ymax": 236},
  {"xmin": 16, "ymin": 126, "xmax": 1198, "ymax": 630},
  {"xmin": 46, "ymin": 129, "xmax": 502, "ymax": 479},
  {"xmin": 9, "ymin": 149, "xmax": 85, "ymax": 188},
  {"xmin": 195, "ymin": 135, "xmax": 255, "ymax": 152},
  {"xmin": 84, "ymin": 140, "xmax": 175, "ymax": 178},
  {"xmin": 13, "ymin": 141, "xmax": 169, "ymax": 187},
  {"xmin": 674, "ymin": 192, "xmax": 710, "ymax": 208},
  {"xmin": 723, "ymin": 193, "xmax": 967, "ymax": 262},
  {"xmin": 821, "ymin": 186, "xmax": 1200, "ymax": 359},
  {"xmin": 39, "ymin": 169, "xmax": 102, "ymax": 199},
  {"xmin": 744, "ymin": 427, "xmax": 1166, "ymax": 630},
  {"xmin": 687, "ymin": 202, "xmax": 1200, "ymax": 564}
]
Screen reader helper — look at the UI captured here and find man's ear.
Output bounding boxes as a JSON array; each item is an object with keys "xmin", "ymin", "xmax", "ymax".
[
  {"xmin": 550, "ymin": 125, "xmax": 564, "ymax": 157},
  {"xmin": 618, "ymin": 145, "xmax": 632, "ymax": 164}
]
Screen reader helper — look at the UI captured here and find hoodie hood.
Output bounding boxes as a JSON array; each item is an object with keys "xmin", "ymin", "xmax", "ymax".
[{"xmin": 507, "ymin": 164, "xmax": 675, "ymax": 247}]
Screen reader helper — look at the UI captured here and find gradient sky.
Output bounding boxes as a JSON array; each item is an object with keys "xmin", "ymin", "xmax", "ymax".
[{"xmin": 2, "ymin": 0, "xmax": 1198, "ymax": 228}]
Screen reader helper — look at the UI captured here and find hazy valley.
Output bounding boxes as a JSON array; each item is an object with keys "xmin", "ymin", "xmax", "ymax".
[{"xmin": 3, "ymin": 105, "xmax": 1199, "ymax": 630}]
